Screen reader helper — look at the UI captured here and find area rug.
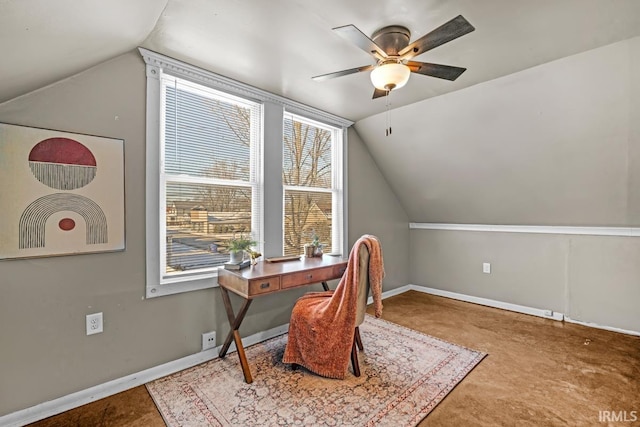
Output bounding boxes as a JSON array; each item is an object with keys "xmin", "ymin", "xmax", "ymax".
[{"xmin": 146, "ymin": 316, "xmax": 486, "ymax": 426}]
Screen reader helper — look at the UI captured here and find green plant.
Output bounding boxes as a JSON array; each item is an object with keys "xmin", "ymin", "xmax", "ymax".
[
  {"xmin": 308, "ymin": 230, "xmax": 323, "ymax": 248},
  {"xmin": 227, "ymin": 233, "xmax": 257, "ymax": 253}
]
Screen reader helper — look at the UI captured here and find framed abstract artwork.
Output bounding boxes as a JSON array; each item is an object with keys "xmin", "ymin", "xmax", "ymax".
[{"xmin": 0, "ymin": 122, "xmax": 125, "ymax": 259}]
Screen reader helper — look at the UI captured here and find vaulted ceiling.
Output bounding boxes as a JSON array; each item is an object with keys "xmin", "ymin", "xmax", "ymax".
[{"xmin": 1, "ymin": 0, "xmax": 640, "ymax": 122}]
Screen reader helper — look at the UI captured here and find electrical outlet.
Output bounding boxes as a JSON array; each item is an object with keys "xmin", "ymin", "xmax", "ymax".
[
  {"xmin": 202, "ymin": 331, "xmax": 216, "ymax": 351},
  {"xmin": 543, "ymin": 310, "xmax": 554, "ymax": 317},
  {"xmin": 86, "ymin": 312, "xmax": 103, "ymax": 335},
  {"xmin": 482, "ymin": 262, "xmax": 491, "ymax": 274}
]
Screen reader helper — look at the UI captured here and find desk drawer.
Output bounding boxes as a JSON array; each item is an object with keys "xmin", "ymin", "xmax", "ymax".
[
  {"xmin": 248, "ymin": 276, "xmax": 281, "ymax": 296},
  {"xmin": 281, "ymin": 266, "xmax": 342, "ymax": 289}
]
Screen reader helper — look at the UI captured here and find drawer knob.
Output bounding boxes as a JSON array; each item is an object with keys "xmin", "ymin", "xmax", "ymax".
[
  {"xmin": 260, "ymin": 282, "xmax": 270, "ymax": 289},
  {"xmin": 306, "ymin": 274, "xmax": 313, "ymax": 279}
]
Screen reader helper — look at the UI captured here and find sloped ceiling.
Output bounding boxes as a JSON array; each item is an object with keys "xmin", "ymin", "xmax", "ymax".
[
  {"xmin": 0, "ymin": 0, "xmax": 168, "ymax": 103},
  {"xmin": 1, "ymin": 0, "xmax": 640, "ymax": 122},
  {"xmin": 355, "ymin": 35, "xmax": 640, "ymax": 225}
]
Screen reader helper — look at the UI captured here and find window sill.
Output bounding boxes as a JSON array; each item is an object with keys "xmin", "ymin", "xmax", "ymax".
[{"xmin": 146, "ymin": 274, "xmax": 219, "ymax": 298}]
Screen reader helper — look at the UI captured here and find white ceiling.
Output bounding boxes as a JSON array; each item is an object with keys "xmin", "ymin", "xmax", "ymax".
[{"xmin": 2, "ymin": 0, "xmax": 640, "ymax": 122}]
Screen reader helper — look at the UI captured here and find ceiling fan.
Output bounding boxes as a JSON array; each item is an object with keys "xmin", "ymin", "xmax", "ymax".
[{"xmin": 312, "ymin": 15, "xmax": 475, "ymax": 99}]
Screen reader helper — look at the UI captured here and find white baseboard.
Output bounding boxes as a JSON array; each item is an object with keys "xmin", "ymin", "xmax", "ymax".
[
  {"xmin": 564, "ymin": 316, "xmax": 640, "ymax": 337},
  {"xmin": 405, "ymin": 284, "xmax": 565, "ymax": 321},
  {"xmin": 409, "ymin": 285, "xmax": 640, "ymax": 336},
  {"xmin": 381, "ymin": 284, "xmax": 640, "ymax": 337},
  {"xmin": 367, "ymin": 284, "xmax": 412, "ymax": 305},
  {"xmin": 0, "ymin": 323, "xmax": 289, "ymax": 427}
]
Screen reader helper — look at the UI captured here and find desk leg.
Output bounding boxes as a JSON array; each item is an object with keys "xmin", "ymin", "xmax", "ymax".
[
  {"xmin": 218, "ymin": 287, "xmax": 254, "ymax": 383},
  {"xmin": 322, "ymin": 281, "xmax": 330, "ymax": 291}
]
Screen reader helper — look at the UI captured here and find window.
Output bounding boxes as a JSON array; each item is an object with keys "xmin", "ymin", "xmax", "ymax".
[
  {"xmin": 160, "ymin": 76, "xmax": 262, "ymax": 283},
  {"xmin": 283, "ymin": 114, "xmax": 343, "ymax": 256},
  {"xmin": 140, "ymin": 48, "xmax": 351, "ymax": 297}
]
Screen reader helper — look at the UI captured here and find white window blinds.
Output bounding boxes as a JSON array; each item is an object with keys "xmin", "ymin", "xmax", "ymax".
[
  {"xmin": 283, "ymin": 113, "xmax": 342, "ymax": 256},
  {"xmin": 160, "ymin": 76, "xmax": 262, "ymax": 281}
]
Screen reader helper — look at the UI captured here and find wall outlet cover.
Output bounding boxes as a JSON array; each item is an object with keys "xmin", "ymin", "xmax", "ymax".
[
  {"xmin": 86, "ymin": 312, "xmax": 103, "ymax": 335},
  {"xmin": 202, "ymin": 331, "xmax": 216, "ymax": 351}
]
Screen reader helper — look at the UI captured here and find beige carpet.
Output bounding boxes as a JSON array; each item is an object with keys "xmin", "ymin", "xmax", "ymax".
[{"xmin": 146, "ymin": 316, "xmax": 485, "ymax": 426}]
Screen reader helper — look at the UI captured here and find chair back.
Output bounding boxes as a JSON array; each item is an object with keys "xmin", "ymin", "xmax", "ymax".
[{"xmin": 355, "ymin": 244, "xmax": 370, "ymax": 327}]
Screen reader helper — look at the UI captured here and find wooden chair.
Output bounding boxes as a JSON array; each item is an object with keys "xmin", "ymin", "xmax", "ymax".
[
  {"xmin": 283, "ymin": 235, "xmax": 382, "ymax": 379},
  {"xmin": 290, "ymin": 245, "xmax": 371, "ymax": 376}
]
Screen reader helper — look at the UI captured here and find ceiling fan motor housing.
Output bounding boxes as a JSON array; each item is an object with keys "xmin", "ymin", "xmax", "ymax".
[{"xmin": 371, "ymin": 25, "xmax": 411, "ymax": 56}]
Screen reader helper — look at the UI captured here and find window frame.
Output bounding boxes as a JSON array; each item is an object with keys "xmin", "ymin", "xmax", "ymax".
[
  {"xmin": 140, "ymin": 48, "xmax": 352, "ymax": 298},
  {"xmin": 159, "ymin": 76, "xmax": 263, "ymax": 285},
  {"xmin": 282, "ymin": 112, "xmax": 344, "ymax": 256}
]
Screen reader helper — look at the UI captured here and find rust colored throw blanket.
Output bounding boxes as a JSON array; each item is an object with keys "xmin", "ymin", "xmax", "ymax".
[{"xmin": 283, "ymin": 235, "xmax": 384, "ymax": 379}]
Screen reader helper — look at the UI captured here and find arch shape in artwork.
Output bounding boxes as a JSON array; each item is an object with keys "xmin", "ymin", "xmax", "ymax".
[{"xmin": 19, "ymin": 193, "xmax": 108, "ymax": 249}]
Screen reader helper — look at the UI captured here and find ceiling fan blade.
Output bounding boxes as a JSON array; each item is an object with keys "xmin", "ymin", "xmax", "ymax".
[
  {"xmin": 333, "ymin": 24, "xmax": 388, "ymax": 60},
  {"xmin": 405, "ymin": 61, "xmax": 467, "ymax": 81},
  {"xmin": 398, "ymin": 15, "xmax": 475, "ymax": 60},
  {"xmin": 372, "ymin": 88, "xmax": 387, "ymax": 99},
  {"xmin": 312, "ymin": 65, "xmax": 374, "ymax": 81}
]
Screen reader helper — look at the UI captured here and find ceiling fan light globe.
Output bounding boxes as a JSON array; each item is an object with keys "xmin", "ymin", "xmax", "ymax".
[{"xmin": 370, "ymin": 63, "xmax": 410, "ymax": 91}]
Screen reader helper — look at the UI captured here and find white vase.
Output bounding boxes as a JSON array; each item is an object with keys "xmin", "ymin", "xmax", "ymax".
[{"xmin": 229, "ymin": 251, "xmax": 244, "ymax": 263}]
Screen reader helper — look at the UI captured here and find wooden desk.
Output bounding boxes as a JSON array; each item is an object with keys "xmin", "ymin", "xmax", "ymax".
[{"xmin": 217, "ymin": 256, "xmax": 348, "ymax": 383}]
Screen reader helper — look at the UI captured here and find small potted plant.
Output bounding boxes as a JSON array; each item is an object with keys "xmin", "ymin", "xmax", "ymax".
[
  {"xmin": 227, "ymin": 233, "xmax": 257, "ymax": 263},
  {"xmin": 304, "ymin": 230, "xmax": 324, "ymax": 257}
]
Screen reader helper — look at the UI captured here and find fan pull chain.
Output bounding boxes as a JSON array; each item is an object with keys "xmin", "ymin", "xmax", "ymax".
[{"xmin": 385, "ymin": 89, "xmax": 392, "ymax": 136}]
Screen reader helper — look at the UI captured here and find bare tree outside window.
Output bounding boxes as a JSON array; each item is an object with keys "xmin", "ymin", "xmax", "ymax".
[{"xmin": 283, "ymin": 117, "xmax": 334, "ymax": 256}]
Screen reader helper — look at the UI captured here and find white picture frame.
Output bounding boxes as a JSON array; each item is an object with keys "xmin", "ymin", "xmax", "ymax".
[{"xmin": 0, "ymin": 122, "xmax": 125, "ymax": 259}]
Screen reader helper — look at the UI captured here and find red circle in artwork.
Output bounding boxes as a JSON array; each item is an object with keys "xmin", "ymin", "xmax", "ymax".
[
  {"xmin": 29, "ymin": 138, "xmax": 96, "ymax": 166},
  {"xmin": 59, "ymin": 218, "xmax": 76, "ymax": 231}
]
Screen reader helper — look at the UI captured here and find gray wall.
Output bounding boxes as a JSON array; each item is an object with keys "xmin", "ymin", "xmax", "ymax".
[
  {"xmin": 357, "ymin": 36, "xmax": 640, "ymax": 333},
  {"xmin": 0, "ymin": 51, "xmax": 407, "ymax": 416},
  {"xmin": 410, "ymin": 230, "xmax": 640, "ymax": 332},
  {"xmin": 347, "ymin": 128, "xmax": 410, "ymax": 290}
]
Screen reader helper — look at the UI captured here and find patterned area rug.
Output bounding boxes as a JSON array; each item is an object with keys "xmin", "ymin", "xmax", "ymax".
[{"xmin": 146, "ymin": 316, "xmax": 486, "ymax": 426}]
